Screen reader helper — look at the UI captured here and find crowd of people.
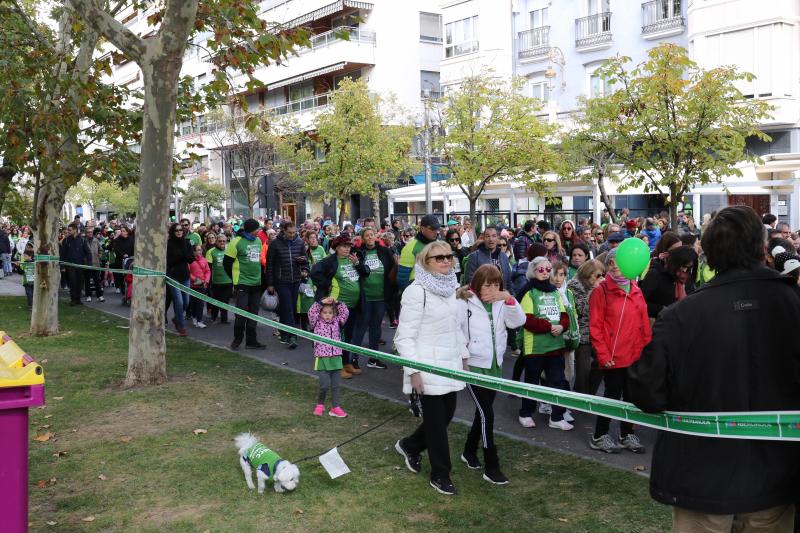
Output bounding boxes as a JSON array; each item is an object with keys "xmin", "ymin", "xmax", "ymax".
[{"xmin": 3, "ymin": 205, "xmax": 800, "ymax": 526}]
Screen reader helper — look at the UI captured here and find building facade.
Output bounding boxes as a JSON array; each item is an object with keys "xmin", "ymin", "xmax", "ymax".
[
  {"xmin": 98, "ymin": 0, "xmax": 442, "ymax": 223},
  {"xmin": 389, "ymin": 0, "xmax": 800, "ymax": 229}
]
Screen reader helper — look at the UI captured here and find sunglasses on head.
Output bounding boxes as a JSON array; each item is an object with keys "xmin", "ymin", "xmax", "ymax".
[
  {"xmin": 536, "ymin": 266, "xmax": 552, "ymax": 273},
  {"xmin": 543, "ymin": 238, "xmax": 555, "ymax": 243},
  {"xmin": 431, "ymin": 254, "xmax": 454, "ymax": 263}
]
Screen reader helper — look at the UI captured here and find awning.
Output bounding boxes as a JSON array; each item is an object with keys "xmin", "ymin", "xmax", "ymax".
[
  {"xmin": 268, "ymin": 62, "xmax": 348, "ymax": 90},
  {"xmin": 281, "ymin": 1, "xmax": 374, "ymax": 30}
]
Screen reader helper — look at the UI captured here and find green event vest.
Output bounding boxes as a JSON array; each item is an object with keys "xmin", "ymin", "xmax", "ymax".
[
  {"xmin": 244, "ymin": 443, "xmax": 282, "ymax": 480},
  {"xmin": 206, "ymin": 247, "xmax": 232, "ymax": 284},
  {"xmin": 521, "ymin": 288, "xmax": 566, "ymax": 355}
]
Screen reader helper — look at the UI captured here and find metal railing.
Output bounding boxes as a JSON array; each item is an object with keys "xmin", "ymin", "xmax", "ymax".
[
  {"xmin": 513, "ymin": 210, "xmax": 595, "ymax": 229},
  {"xmin": 298, "ymin": 26, "xmax": 376, "ymax": 55},
  {"xmin": 518, "ymin": 27, "xmax": 550, "ymax": 59},
  {"xmin": 641, "ymin": 0, "xmax": 684, "ymax": 34},
  {"xmin": 270, "ymin": 91, "xmax": 333, "ymax": 116},
  {"xmin": 575, "ymin": 12, "xmax": 612, "ymax": 48}
]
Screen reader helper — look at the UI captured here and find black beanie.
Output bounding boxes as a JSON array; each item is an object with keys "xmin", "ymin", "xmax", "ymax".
[{"xmin": 243, "ymin": 219, "xmax": 260, "ymax": 234}]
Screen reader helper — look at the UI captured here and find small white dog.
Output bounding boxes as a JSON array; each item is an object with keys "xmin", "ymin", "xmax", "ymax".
[{"xmin": 235, "ymin": 432, "xmax": 300, "ymax": 493}]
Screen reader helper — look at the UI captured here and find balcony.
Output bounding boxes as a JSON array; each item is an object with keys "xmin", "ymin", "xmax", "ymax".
[
  {"xmin": 297, "ymin": 26, "xmax": 377, "ymax": 56},
  {"xmin": 518, "ymin": 27, "xmax": 550, "ymax": 61},
  {"xmin": 270, "ymin": 91, "xmax": 333, "ymax": 116},
  {"xmin": 575, "ymin": 12, "xmax": 612, "ymax": 51},
  {"xmin": 641, "ymin": 0, "xmax": 684, "ymax": 39}
]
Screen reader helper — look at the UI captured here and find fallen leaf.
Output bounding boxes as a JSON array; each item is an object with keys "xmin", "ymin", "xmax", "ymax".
[
  {"xmin": 40, "ymin": 424, "xmax": 50, "ymax": 429},
  {"xmin": 49, "ymin": 478, "xmax": 56, "ymax": 485},
  {"xmin": 82, "ymin": 516, "xmax": 96, "ymax": 522},
  {"xmin": 46, "ymin": 521, "xmax": 57, "ymax": 526},
  {"xmin": 33, "ymin": 432, "xmax": 54, "ymax": 442},
  {"xmin": 192, "ymin": 428, "xmax": 207, "ymax": 435},
  {"xmin": 52, "ymin": 397, "xmax": 63, "ymax": 401},
  {"xmin": 119, "ymin": 436, "xmax": 132, "ymax": 443},
  {"xmin": 71, "ymin": 428, "xmax": 77, "ymax": 433},
  {"xmin": 98, "ymin": 474, "xmax": 108, "ymax": 481},
  {"xmin": 361, "ymin": 424, "xmax": 370, "ymax": 428},
  {"xmin": 245, "ymin": 375, "xmax": 253, "ymax": 382},
  {"xmin": 557, "ymin": 518, "xmax": 569, "ymax": 523},
  {"xmin": 40, "ymin": 359, "xmax": 48, "ymax": 364},
  {"xmin": 52, "ymin": 451, "xmax": 68, "ymax": 458},
  {"xmin": 44, "ymin": 415, "xmax": 52, "ymax": 419},
  {"xmin": 634, "ymin": 465, "xmax": 647, "ymax": 472},
  {"xmin": 293, "ymin": 508, "xmax": 304, "ymax": 515},
  {"xmin": 37, "ymin": 480, "xmax": 47, "ymax": 489}
]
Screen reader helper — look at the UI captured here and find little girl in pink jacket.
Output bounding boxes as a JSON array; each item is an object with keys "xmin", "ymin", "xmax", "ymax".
[
  {"xmin": 188, "ymin": 244, "xmax": 211, "ymax": 328},
  {"xmin": 308, "ymin": 298, "xmax": 349, "ymax": 417}
]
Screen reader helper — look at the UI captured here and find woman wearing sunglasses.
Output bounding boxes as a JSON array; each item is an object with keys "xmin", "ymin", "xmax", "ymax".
[
  {"xmin": 394, "ymin": 241, "xmax": 469, "ymax": 496},
  {"xmin": 516, "ymin": 256, "xmax": 574, "ymax": 431},
  {"xmin": 446, "ymin": 228, "xmax": 469, "ymax": 284},
  {"xmin": 541, "ymin": 230, "xmax": 567, "ymax": 265},
  {"xmin": 559, "ymin": 220, "xmax": 581, "ymax": 254}
]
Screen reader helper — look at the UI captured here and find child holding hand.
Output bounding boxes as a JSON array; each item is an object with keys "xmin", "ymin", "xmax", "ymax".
[
  {"xmin": 189, "ymin": 244, "xmax": 211, "ymax": 328},
  {"xmin": 308, "ymin": 297, "xmax": 349, "ymax": 418}
]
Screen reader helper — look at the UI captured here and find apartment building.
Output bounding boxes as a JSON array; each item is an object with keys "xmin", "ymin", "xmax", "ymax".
[
  {"xmin": 97, "ymin": 0, "xmax": 442, "ymax": 222},
  {"xmin": 389, "ymin": 0, "xmax": 800, "ymax": 229}
]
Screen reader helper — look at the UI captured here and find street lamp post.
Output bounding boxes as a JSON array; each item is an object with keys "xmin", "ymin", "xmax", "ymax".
[{"xmin": 422, "ymin": 88, "xmax": 433, "ymax": 215}]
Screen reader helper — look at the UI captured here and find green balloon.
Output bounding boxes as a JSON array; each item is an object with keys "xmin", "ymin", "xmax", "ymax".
[{"xmin": 615, "ymin": 238, "xmax": 651, "ymax": 280}]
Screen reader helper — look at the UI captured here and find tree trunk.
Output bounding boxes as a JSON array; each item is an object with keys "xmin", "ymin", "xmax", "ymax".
[
  {"xmin": 469, "ymin": 197, "xmax": 478, "ymax": 234},
  {"xmin": 596, "ymin": 168, "xmax": 617, "ymax": 224},
  {"xmin": 371, "ymin": 186, "xmax": 381, "ymax": 222},
  {"xmin": 338, "ymin": 197, "xmax": 349, "ymax": 227},
  {"xmin": 30, "ymin": 177, "xmax": 66, "ymax": 336},
  {"xmin": 124, "ymin": 57, "xmax": 183, "ymax": 388},
  {"xmin": 668, "ymin": 184, "xmax": 679, "ymax": 232}
]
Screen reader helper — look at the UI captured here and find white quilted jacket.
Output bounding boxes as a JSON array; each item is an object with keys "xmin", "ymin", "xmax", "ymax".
[{"xmin": 394, "ymin": 281, "xmax": 470, "ymax": 395}]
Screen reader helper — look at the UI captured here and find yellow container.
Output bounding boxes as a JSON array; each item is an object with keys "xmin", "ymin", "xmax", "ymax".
[{"xmin": 0, "ymin": 337, "xmax": 45, "ymax": 388}]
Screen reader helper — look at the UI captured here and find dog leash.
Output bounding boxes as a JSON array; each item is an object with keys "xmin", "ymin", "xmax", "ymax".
[{"xmin": 293, "ymin": 410, "xmax": 406, "ymax": 464}]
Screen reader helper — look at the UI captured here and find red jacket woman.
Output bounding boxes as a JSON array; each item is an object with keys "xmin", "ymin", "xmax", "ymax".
[{"xmin": 588, "ymin": 273, "xmax": 651, "ymax": 368}]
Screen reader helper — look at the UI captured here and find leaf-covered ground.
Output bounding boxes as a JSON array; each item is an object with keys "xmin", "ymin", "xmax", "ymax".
[{"xmin": 1, "ymin": 297, "xmax": 670, "ymax": 532}]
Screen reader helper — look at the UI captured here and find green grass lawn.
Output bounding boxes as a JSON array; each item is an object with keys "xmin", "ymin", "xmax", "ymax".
[{"xmin": 1, "ymin": 297, "xmax": 670, "ymax": 532}]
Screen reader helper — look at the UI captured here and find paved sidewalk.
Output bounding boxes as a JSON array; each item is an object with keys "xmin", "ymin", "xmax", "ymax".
[{"xmin": 4, "ymin": 276, "xmax": 655, "ymax": 475}]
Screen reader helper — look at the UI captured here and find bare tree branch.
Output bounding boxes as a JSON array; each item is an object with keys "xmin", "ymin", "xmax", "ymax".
[{"xmin": 67, "ymin": 0, "xmax": 146, "ymax": 59}]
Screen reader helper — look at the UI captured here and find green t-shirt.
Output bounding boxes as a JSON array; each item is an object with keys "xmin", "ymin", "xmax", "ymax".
[
  {"xmin": 224, "ymin": 236, "xmax": 262, "ymax": 286},
  {"xmin": 362, "ymin": 249, "xmax": 384, "ymax": 301},
  {"xmin": 309, "ymin": 246, "xmax": 326, "ymax": 265},
  {"xmin": 330, "ymin": 257, "xmax": 360, "ymax": 308},
  {"xmin": 244, "ymin": 443, "xmax": 282, "ymax": 480},
  {"xmin": 188, "ymin": 231, "xmax": 202, "ymax": 247},
  {"xmin": 470, "ymin": 302, "xmax": 501, "ymax": 378},
  {"xmin": 206, "ymin": 247, "xmax": 233, "ymax": 284},
  {"xmin": 22, "ymin": 261, "xmax": 35, "ymax": 286}
]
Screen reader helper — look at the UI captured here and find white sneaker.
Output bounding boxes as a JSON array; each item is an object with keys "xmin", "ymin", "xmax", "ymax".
[
  {"xmin": 538, "ymin": 403, "xmax": 552, "ymax": 415},
  {"xmin": 98, "ymin": 296, "xmax": 105, "ymax": 302},
  {"xmin": 510, "ymin": 349, "xmax": 521, "ymax": 357},
  {"xmin": 548, "ymin": 418, "xmax": 574, "ymax": 431},
  {"xmin": 518, "ymin": 416, "xmax": 536, "ymax": 428},
  {"xmin": 196, "ymin": 321, "xmax": 207, "ymax": 329},
  {"xmin": 563, "ymin": 410, "xmax": 575, "ymax": 423},
  {"xmin": 191, "ymin": 318, "xmax": 198, "ymax": 327},
  {"xmin": 86, "ymin": 297, "xmax": 92, "ymax": 302}
]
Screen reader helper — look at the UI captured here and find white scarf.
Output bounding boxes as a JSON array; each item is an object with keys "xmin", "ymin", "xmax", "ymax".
[{"xmin": 413, "ymin": 264, "xmax": 459, "ymax": 297}]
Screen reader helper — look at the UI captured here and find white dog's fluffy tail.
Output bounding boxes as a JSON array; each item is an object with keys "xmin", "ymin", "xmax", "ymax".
[{"xmin": 235, "ymin": 432, "xmax": 258, "ymax": 454}]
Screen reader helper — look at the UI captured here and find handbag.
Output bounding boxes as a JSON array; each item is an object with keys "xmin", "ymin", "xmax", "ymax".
[
  {"xmin": 563, "ymin": 292, "xmax": 581, "ymax": 350},
  {"xmin": 260, "ymin": 290, "xmax": 279, "ymax": 311}
]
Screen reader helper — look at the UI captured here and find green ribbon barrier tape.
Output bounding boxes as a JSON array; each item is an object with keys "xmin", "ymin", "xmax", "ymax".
[
  {"xmin": 165, "ymin": 278, "xmax": 800, "ymax": 442},
  {"xmin": 27, "ymin": 258, "xmax": 800, "ymax": 441},
  {"xmin": 34, "ymin": 257, "xmax": 164, "ymax": 276}
]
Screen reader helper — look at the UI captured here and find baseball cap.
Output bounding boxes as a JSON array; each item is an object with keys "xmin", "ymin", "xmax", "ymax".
[{"xmin": 419, "ymin": 215, "xmax": 441, "ymax": 230}]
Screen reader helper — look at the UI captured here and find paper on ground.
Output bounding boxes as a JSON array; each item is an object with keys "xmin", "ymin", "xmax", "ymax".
[{"xmin": 319, "ymin": 447, "xmax": 350, "ymax": 479}]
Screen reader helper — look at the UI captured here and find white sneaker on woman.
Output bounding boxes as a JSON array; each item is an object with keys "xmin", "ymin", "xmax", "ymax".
[
  {"xmin": 538, "ymin": 403, "xmax": 552, "ymax": 415},
  {"xmin": 563, "ymin": 410, "xmax": 575, "ymax": 423},
  {"xmin": 548, "ymin": 418, "xmax": 574, "ymax": 431},
  {"xmin": 518, "ymin": 416, "xmax": 536, "ymax": 428}
]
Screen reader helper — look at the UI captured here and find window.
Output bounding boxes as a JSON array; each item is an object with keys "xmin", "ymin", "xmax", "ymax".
[
  {"xmin": 530, "ymin": 7, "xmax": 548, "ymax": 29},
  {"xmin": 420, "ymin": 12, "xmax": 442, "ymax": 43},
  {"xmin": 420, "ymin": 70, "xmax": 440, "ymax": 98},
  {"xmin": 589, "ymin": 71, "xmax": 612, "ymax": 98},
  {"xmin": 586, "ymin": 0, "xmax": 610, "ymax": 15},
  {"xmin": 705, "ymin": 23, "xmax": 793, "ymax": 99},
  {"xmin": 530, "ymin": 80, "xmax": 550, "ymax": 102},
  {"xmin": 444, "ymin": 16, "xmax": 479, "ymax": 58},
  {"xmin": 333, "ymin": 70, "xmax": 362, "ymax": 90},
  {"xmin": 332, "ymin": 13, "xmax": 360, "ymax": 29}
]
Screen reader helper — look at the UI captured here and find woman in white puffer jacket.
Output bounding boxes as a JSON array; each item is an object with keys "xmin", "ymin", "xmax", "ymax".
[
  {"xmin": 394, "ymin": 241, "xmax": 469, "ymax": 496},
  {"xmin": 455, "ymin": 264, "xmax": 525, "ymax": 485}
]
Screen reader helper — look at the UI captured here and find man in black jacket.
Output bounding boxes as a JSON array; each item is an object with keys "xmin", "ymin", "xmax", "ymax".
[
  {"xmin": 512, "ymin": 220, "xmax": 537, "ymax": 262},
  {"xmin": 265, "ymin": 221, "xmax": 307, "ymax": 349},
  {"xmin": 628, "ymin": 205, "xmax": 800, "ymax": 531},
  {"xmin": 59, "ymin": 223, "xmax": 90, "ymax": 305}
]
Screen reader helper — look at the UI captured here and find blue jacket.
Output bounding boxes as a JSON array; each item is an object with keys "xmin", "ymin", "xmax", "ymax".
[
  {"xmin": 642, "ymin": 227, "xmax": 661, "ymax": 251},
  {"xmin": 465, "ymin": 244, "xmax": 512, "ymax": 289}
]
